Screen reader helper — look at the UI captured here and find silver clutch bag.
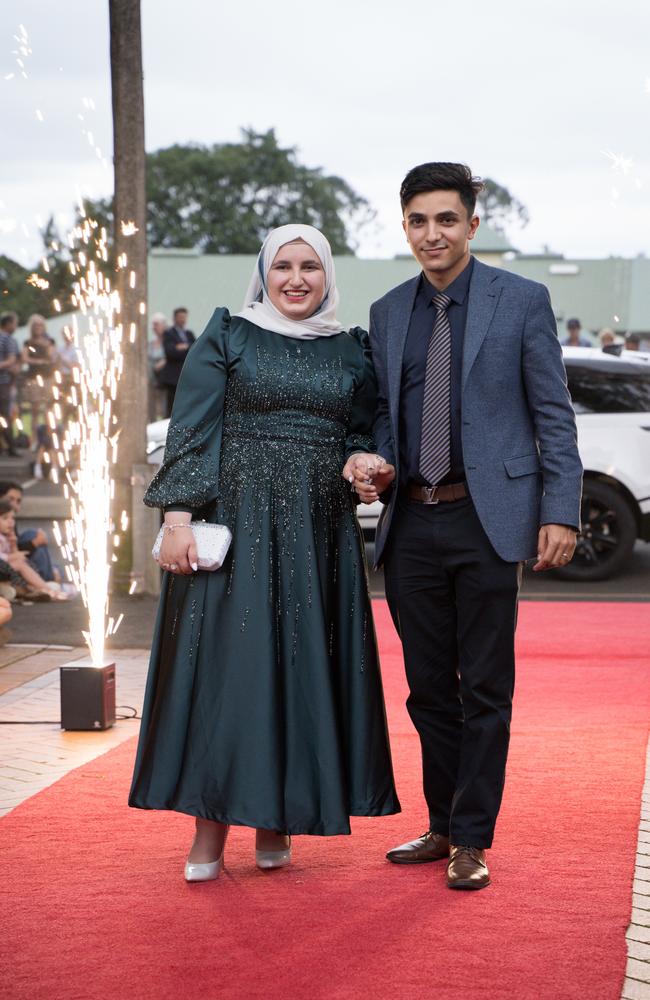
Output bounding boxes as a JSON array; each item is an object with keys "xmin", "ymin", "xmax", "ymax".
[{"xmin": 152, "ymin": 521, "xmax": 232, "ymax": 572}]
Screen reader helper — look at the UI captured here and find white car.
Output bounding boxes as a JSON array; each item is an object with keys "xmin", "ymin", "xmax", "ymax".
[{"xmin": 147, "ymin": 347, "xmax": 650, "ymax": 581}]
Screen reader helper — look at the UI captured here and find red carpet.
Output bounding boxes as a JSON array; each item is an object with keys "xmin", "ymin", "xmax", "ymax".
[{"xmin": 1, "ymin": 601, "xmax": 649, "ymax": 1000}]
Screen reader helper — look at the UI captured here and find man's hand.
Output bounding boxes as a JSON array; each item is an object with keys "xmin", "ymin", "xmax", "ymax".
[
  {"xmin": 342, "ymin": 453, "xmax": 396, "ymax": 505},
  {"xmin": 532, "ymin": 524, "xmax": 578, "ymax": 572}
]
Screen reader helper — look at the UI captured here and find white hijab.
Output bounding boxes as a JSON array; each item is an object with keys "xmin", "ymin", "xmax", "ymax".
[{"xmin": 234, "ymin": 224, "xmax": 344, "ymax": 340}]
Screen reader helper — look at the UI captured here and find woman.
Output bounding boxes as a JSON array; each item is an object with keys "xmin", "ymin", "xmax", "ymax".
[
  {"xmin": 148, "ymin": 313, "xmax": 169, "ymax": 422},
  {"xmin": 129, "ymin": 224, "xmax": 400, "ymax": 880},
  {"xmin": 21, "ymin": 315, "xmax": 57, "ymax": 452}
]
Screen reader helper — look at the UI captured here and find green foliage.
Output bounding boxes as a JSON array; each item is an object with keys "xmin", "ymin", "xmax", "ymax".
[
  {"xmin": 477, "ymin": 178, "xmax": 529, "ymax": 233},
  {"xmin": 83, "ymin": 129, "xmax": 375, "ymax": 255},
  {"xmin": 0, "ymin": 254, "xmax": 50, "ymax": 323},
  {"xmin": 0, "ymin": 216, "xmax": 86, "ymax": 322},
  {"xmin": 145, "ymin": 129, "xmax": 374, "ymax": 253}
]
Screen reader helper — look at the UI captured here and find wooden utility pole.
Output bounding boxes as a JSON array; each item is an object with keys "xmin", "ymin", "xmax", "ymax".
[{"xmin": 108, "ymin": 0, "xmax": 149, "ymax": 592}]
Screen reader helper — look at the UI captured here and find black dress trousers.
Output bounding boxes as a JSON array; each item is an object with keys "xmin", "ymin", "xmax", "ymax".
[{"xmin": 384, "ymin": 493, "xmax": 522, "ymax": 848}]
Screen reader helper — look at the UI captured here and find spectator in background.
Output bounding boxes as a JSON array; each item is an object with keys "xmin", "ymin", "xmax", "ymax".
[
  {"xmin": 0, "ymin": 595, "xmax": 12, "ymax": 630},
  {"xmin": 160, "ymin": 307, "xmax": 196, "ymax": 415},
  {"xmin": 21, "ymin": 314, "xmax": 57, "ymax": 447},
  {"xmin": 148, "ymin": 313, "xmax": 168, "ymax": 422},
  {"xmin": 562, "ymin": 317, "xmax": 591, "ymax": 347},
  {"xmin": 599, "ymin": 327, "xmax": 623, "ymax": 356},
  {"xmin": 0, "ymin": 312, "xmax": 21, "ymax": 456},
  {"xmin": 0, "ymin": 480, "xmax": 62, "ymax": 584},
  {"xmin": 625, "ymin": 334, "xmax": 641, "ymax": 352},
  {"xmin": 57, "ymin": 324, "xmax": 81, "ymax": 380},
  {"xmin": 0, "ymin": 500, "xmax": 67, "ymax": 600}
]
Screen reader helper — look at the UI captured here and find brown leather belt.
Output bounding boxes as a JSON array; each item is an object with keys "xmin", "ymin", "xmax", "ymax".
[{"xmin": 406, "ymin": 482, "xmax": 468, "ymax": 504}]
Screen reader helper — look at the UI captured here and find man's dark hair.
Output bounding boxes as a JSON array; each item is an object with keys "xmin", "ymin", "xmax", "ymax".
[
  {"xmin": 400, "ymin": 162, "xmax": 484, "ymax": 218},
  {"xmin": 0, "ymin": 481, "xmax": 22, "ymax": 496},
  {"xmin": 566, "ymin": 318, "xmax": 581, "ymax": 329},
  {"xmin": 0, "ymin": 499, "xmax": 14, "ymax": 516},
  {"xmin": 0, "ymin": 311, "xmax": 18, "ymax": 329},
  {"xmin": 626, "ymin": 333, "xmax": 641, "ymax": 345},
  {"xmin": 173, "ymin": 307, "xmax": 188, "ymax": 318}
]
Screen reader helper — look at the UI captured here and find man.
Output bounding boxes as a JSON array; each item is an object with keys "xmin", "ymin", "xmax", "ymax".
[
  {"xmin": 159, "ymin": 307, "xmax": 196, "ymax": 415},
  {"xmin": 625, "ymin": 333, "xmax": 641, "ymax": 352},
  {"xmin": 345, "ymin": 162, "xmax": 582, "ymax": 890},
  {"xmin": 0, "ymin": 480, "xmax": 60, "ymax": 583},
  {"xmin": 0, "ymin": 312, "xmax": 21, "ymax": 456},
  {"xmin": 561, "ymin": 317, "xmax": 591, "ymax": 347}
]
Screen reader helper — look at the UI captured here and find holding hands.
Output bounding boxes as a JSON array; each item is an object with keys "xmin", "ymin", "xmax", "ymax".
[{"xmin": 342, "ymin": 453, "xmax": 396, "ymax": 504}]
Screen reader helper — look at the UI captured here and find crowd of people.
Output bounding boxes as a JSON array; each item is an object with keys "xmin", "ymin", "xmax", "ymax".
[
  {"xmin": 561, "ymin": 316, "xmax": 646, "ymax": 354},
  {"xmin": 0, "ymin": 310, "xmax": 78, "ymax": 627},
  {"xmin": 0, "ymin": 310, "xmax": 80, "ymax": 475}
]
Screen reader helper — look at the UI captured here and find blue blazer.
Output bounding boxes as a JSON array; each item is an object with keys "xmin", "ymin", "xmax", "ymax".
[{"xmin": 369, "ymin": 258, "xmax": 583, "ymax": 565}]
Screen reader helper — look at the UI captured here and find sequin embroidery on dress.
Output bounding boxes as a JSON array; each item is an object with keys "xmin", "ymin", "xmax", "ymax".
[{"xmin": 218, "ymin": 342, "xmax": 361, "ymax": 647}]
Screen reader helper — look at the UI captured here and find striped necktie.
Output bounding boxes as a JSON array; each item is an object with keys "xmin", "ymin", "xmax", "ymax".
[{"xmin": 419, "ymin": 291, "xmax": 452, "ymax": 485}]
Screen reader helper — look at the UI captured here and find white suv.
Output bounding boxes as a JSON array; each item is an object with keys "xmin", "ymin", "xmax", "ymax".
[{"xmin": 147, "ymin": 347, "xmax": 650, "ymax": 582}]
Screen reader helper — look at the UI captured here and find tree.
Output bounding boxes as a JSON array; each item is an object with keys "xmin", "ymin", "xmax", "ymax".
[
  {"xmin": 109, "ymin": 0, "xmax": 148, "ymax": 593},
  {"xmin": 0, "ymin": 217, "xmax": 76, "ymax": 322},
  {"xmin": 476, "ymin": 178, "xmax": 529, "ymax": 233},
  {"xmin": 0, "ymin": 255, "xmax": 50, "ymax": 321},
  {"xmin": 83, "ymin": 129, "xmax": 374, "ymax": 255}
]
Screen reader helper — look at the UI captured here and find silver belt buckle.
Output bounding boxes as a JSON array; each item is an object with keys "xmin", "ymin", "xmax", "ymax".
[{"xmin": 423, "ymin": 486, "xmax": 440, "ymax": 504}]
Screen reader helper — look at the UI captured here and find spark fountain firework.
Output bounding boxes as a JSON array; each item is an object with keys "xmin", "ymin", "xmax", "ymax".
[{"xmin": 49, "ymin": 215, "xmax": 131, "ymax": 667}]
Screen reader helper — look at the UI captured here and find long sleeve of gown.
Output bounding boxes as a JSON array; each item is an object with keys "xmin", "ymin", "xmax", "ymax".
[
  {"xmin": 344, "ymin": 327, "xmax": 377, "ymax": 459},
  {"xmin": 143, "ymin": 308, "xmax": 230, "ymax": 512}
]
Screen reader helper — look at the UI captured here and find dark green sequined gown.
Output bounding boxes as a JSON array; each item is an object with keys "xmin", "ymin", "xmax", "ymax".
[{"xmin": 129, "ymin": 308, "xmax": 400, "ymax": 834}]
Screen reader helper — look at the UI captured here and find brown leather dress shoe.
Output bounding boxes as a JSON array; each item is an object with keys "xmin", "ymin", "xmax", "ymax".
[
  {"xmin": 386, "ymin": 830, "xmax": 450, "ymax": 864},
  {"xmin": 446, "ymin": 845, "xmax": 491, "ymax": 889}
]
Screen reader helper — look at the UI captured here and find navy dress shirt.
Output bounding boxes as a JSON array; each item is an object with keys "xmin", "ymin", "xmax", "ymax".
[{"xmin": 399, "ymin": 256, "xmax": 474, "ymax": 487}]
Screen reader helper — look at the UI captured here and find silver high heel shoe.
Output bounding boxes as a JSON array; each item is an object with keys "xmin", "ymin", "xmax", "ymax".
[
  {"xmin": 185, "ymin": 824, "xmax": 229, "ymax": 882},
  {"xmin": 256, "ymin": 834, "xmax": 292, "ymax": 870}
]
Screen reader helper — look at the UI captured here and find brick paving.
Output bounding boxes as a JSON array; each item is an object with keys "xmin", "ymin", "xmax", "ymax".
[
  {"xmin": 0, "ymin": 646, "xmax": 649, "ymax": 997},
  {"xmin": 0, "ymin": 645, "xmax": 148, "ymax": 819}
]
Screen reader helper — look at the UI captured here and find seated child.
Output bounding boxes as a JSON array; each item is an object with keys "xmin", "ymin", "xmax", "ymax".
[{"xmin": 0, "ymin": 501, "xmax": 67, "ymax": 601}]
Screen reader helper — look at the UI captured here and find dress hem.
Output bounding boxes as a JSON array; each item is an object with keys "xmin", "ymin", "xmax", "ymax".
[{"xmin": 127, "ymin": 797, "xmax": 401, "ymax": 836}]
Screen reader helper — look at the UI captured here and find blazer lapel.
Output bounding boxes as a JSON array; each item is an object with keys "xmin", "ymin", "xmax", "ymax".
[
  {"xmin": 386, "ymin": 277, "xmax": 419, "ymax": 441},
  {"xmin": 462, "ymin": 260, "xmax": 502, "ymax": 389}
]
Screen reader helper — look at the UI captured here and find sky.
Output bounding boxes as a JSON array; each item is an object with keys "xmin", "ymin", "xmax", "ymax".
[{"xmin": 1, "ymin": 0, "xmax": 649, "ymax": 267}]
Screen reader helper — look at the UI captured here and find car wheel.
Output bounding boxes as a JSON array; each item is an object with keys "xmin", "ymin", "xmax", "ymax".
[{"xmin": 555, "ymin": 479, "xmax": 637, "ymax": 582}]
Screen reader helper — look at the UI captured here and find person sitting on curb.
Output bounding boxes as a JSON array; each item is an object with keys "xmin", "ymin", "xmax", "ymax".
[
  {"xmin": 0, "ymin": 480, "xmax": 62, "ymax": 584},
  {"xmin": 0, "ymin": 500, "xmax": 67, "ymax": 600},
  {"xmin": 0, "ymin": 595, "xmax": 11, "ymax": 627}
]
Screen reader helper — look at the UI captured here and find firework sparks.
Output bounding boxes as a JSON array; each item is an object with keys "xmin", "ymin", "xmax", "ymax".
[
  {"xmin": 27, "ymin": 272, "xmax": 49, "ymax": 289},
  {"xmin": 48, "ymin": 219, "xmax": 132, "ymax": 666},
  {"xmin": 9, "ymin": 25, "xmax": 31, "ymax": 79},
  {"xmin": 601, "ymin": 149, "xmax": 634, "ymax": 175}
]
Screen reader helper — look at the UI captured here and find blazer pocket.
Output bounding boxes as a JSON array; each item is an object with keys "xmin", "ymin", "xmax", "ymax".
[{"xmin": 503, "ymin": 453, "xmax": 541, "ymax": 478}]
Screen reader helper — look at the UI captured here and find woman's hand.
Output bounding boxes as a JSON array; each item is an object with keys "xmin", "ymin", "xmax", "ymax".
[
  {"xmin": 158, "ymin": 517, "xmax": 198, "ymax": 574},
  {"xmin": 342, "ymin": 453, "xmax": 396, "ymax": 504}
]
